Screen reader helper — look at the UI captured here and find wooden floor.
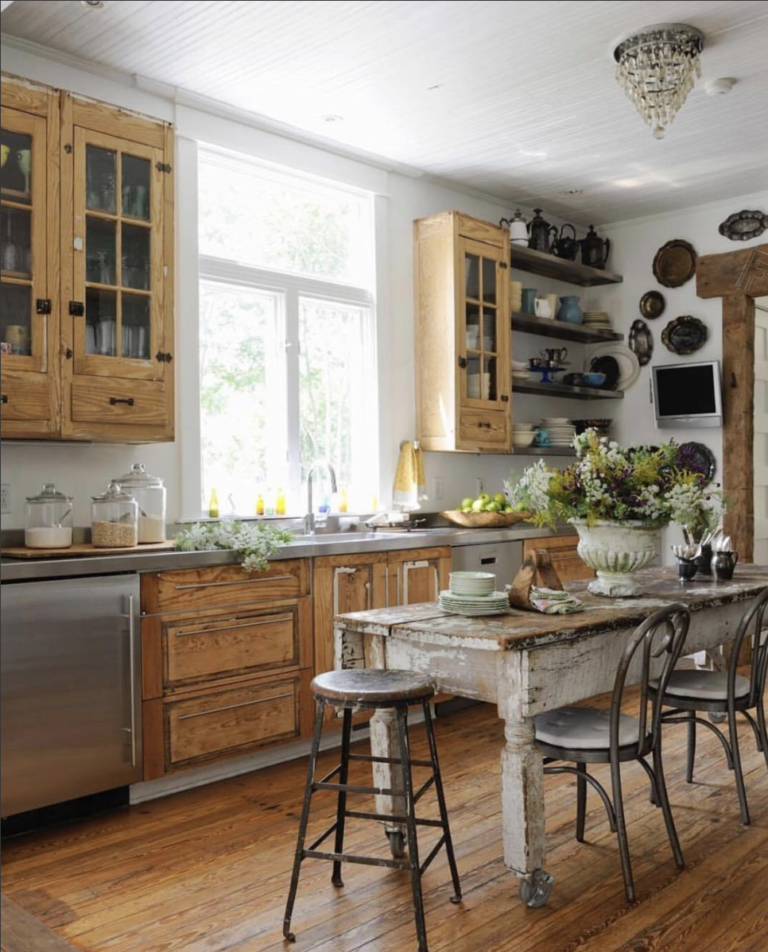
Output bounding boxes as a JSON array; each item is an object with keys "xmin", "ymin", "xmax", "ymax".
[{"xmin": 2, "ymin": 683, "xmax": 767, "ymax": 952}]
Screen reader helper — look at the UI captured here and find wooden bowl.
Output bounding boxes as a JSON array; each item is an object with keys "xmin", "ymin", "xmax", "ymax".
[{"xmin": 440, "ymin": 509, "xmax": 532, "ymax": 528}]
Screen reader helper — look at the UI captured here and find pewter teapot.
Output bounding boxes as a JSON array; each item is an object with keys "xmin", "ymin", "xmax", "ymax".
[
  {"xmin": 579, "ymin": 225, "xmax": 611, "ymax": 270},
  {"xmin": 527, "ymin": 209, "xmax": 558, "ymax": 254},
  {"xmin": 552, "ymin": 223, "xmax": 578, "ymax": 261}
]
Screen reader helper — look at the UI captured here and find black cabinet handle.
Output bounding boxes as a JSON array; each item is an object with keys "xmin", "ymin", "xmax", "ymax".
[
  {"xmin": 109, "ymin": 397, "xmax": 135, "ymax": 407},
  {"xmin": 1, "ymin": 394, "xmax": 8, "ymax": 404}
]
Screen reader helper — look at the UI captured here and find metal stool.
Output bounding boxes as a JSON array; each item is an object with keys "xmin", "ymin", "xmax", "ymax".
[{"xmin": 283, "ymin": 669, "xmax": 462, "ymax": 952}]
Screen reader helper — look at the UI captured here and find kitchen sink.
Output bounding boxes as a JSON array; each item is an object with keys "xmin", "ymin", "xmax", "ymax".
[{"xmin": 289, "ymin": 531, "xmax": 405, "ymax": 544}]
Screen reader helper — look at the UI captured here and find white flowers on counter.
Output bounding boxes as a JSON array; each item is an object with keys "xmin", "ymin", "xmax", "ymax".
[{"xmin": 173, "ymin": 520, "xmax": 294, "ymax": 573}]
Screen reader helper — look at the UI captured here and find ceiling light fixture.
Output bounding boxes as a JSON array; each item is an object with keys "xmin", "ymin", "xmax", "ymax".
[
  {"xmin": 559, "ymin": 188, "xmax": 583, "ymax": 196},
  {"xmin": 613, "ymin": 23, "xmax": 704, "ymax": 139},
  {"xmin": 80, "ymin": 0, "xmax": 106, "ymax": 8},
  {"xmin": 320, "ymin": 114, "xmax": 343, "ymax": 124}
]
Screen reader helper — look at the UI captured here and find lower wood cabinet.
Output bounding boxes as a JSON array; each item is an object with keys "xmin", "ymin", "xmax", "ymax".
[{"xmin": 523, "ymin": 534, "xmax": 594, "ymax": 582}]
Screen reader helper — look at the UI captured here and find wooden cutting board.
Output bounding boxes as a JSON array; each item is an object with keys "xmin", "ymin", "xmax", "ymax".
[{"xmin": 2, "ymin": 540, "xmax": 177, "ymax": 559}]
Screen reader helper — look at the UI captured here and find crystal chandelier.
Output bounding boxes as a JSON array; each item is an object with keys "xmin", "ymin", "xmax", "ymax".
[{"xmin": 613, "ymin": 24, "xmax": 704, "ymax": 139}]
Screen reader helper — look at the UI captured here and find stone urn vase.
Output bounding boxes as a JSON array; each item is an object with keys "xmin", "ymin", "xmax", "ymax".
[{"xmin": 571, "ymin": 520, "xmax": 658, "ymax": 597}]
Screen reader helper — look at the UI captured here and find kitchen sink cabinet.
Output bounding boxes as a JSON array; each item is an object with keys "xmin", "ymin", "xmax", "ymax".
[
  {"xmin": 414, "ymin": 211, "xmax": 512, "ymax": 453},
  {"xmin": 0, "ymin": 73, "xmax": 175, "ymax": 442},
  {"xmin": 386, "ymin": 546, "xmax": 451, "ymax": 607}
]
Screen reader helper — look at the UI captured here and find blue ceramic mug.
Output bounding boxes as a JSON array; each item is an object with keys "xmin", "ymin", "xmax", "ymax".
[{"xmin": 521, "ymin": 288, "xmax": 537, "ymax": 314}]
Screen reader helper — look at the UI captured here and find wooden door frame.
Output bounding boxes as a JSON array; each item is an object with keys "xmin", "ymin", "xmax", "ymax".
[{"xmin": 696, "ymin": 242, "xmax": 768, "ymax": 561}]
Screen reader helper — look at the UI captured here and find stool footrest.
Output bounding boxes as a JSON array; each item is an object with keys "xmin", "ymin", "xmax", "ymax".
[
  {"xmin": 303, "ymin": 848, "xmax": 412, "ymax": 871},
  {"xmin": 344, "ymin": 809, "xmax": 444, "ymax": 828},
  {"xmin": 348, "ymin": 753, "xmax": 434, "ymax": 768},
  {"xmin": 314, "ymin": 780, "xmax": 404, "ymax": 797}
]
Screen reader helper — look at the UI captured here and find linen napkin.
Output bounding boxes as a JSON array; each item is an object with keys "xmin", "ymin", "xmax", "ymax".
[
  {"xmin": 529, "ymin": 586, "xmax": 583, "ymax": 615},
  {"xmin": 392, "ymin": 441, "xmax": 426, "ymax": 511}
]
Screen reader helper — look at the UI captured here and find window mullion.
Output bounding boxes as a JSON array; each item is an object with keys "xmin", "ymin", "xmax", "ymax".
[{"xmin": 285, "ymin": 287, "xmax": 302, "ymax": 512}]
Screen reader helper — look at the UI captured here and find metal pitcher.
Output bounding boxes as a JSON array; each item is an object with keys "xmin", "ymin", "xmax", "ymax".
[
  {"xmin": 579, "ymin": 225, "xmax": 611, "ymax": 270},
  {"xmin": 527, "ymin": 209, "xmax": 558, "ymax": 254},
  {"xmin": 552, "ymin": 223, "xmax": 578, "ymax": 261}
]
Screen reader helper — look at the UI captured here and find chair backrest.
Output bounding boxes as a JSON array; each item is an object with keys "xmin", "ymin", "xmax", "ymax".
[
  {"xmin": 728, "ymin": 587, "xmax": 768, "ymax": 708},
  {"xmin": 610, "ymin": 603, "xmax": 690, "ymax": 759}
]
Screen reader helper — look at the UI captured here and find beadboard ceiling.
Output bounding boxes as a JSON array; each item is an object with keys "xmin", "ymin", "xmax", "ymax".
[{"xmin": 2, "ymin": 0, "xmax": 768, "ymax": 222}]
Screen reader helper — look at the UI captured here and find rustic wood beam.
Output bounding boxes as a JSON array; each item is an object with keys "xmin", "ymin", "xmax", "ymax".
[{"xmin": 696, "ymin": 242, "xmax": 768, "ymax": 299}]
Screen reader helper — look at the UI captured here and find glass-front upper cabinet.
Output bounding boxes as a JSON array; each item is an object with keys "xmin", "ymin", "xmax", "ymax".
[
  {"xmin": 459, "ymin": 236, "xmax": 508, "ymax": 410},
  {"xmin": 72, "ymin": 127, "xmax": 165, "ymax": 381},
  {"xmin": 1, "ymin": 106, "xmax": 48, "ymax": 373}
]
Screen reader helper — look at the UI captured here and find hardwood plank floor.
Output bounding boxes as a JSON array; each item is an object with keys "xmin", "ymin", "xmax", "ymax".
[{"xmin": 1, "ymin": 682, "xmax": 766, "ymax": 952}]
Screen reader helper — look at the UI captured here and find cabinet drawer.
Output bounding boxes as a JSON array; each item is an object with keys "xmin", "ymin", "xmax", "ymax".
[
  {"xmin": 71, "ymin": 378, "xmax": 168, "ymax": 426},
  {"xmin": 459, "ymin": 409, "xmax": 508, "ymax": 446},
  {"xmin": 0, "ymin": 374, "xmax": 50, "ymax": 421},
  {"xmin": 167, "ymin": 678, "xmax": 300, "ymax": 767},
  {"xmin": 164, "ymin": 607, "xmax": 299, "ymax": 687},
  {"xmin": 147, "ymin": 561, "xmax": 309, "ymax": 614}
]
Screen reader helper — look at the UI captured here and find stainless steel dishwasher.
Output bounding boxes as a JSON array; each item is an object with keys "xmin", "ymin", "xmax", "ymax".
[
  {"xmin": 1, "ymin": 574, "xmax": 142, "ymax": 816},
  {"xmin": 450, "ymin": 539, "xmax": 523, "ymax": 589}
]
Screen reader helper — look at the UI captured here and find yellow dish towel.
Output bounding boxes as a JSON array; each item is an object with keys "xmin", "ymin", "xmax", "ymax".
[{"xmin": 393, "ymin": 441, "xmax": 427, "ymax": 511}]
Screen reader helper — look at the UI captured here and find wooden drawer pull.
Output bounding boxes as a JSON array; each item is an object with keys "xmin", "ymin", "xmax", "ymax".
[
  {"xmin": 173, "ymin": 574, "xmax": 294, "ymax": 591},
  {"xmin": 178, "ymin": 692, "xmax": 293, "ymax": 721},
  {"xmin": 110, "ymin": 396, "xmax": 135, "ymax": 406},
  {"xmin": 175, "ymin": 615, "xmax": 293, "ymax": 637}
]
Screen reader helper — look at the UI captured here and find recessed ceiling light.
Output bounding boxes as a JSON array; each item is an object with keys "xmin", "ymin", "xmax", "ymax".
[
  {"xmin": 427, "ymin": 84, "xmax": 441, "ymax": 91},
  {"xmin": 81, "ymin": 0, "xmax": 106, "ymax": 8},
  {"xmin": 559, "ymin": 188, "xmax": 583, "ymax": 196},
  {"xmin": 321, "ymin": 114, "xmax": 343, "ymax": 124}
]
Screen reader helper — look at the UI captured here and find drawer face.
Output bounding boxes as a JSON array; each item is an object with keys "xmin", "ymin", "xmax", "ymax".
[
  {"xmin": 165, "ymin": 608, "xmax": 298, "ymax": 687},
  {"xmin": 459, "ymin": 409, "xmax": 508, "ymax": 446},
  {"xmin": 71, "ymin": 378, "xmax": 168, "ymax": 426},
  {"xmin": 167, "ymin": 678, "xmax": 300, "ymax": 767},
  {"xmin": 150, "ymin": 561, "xmax": 309, "ymax": 613},
  {"xmin": 0, "ymin": 373, "xmax": 50, "ymax": 421}
]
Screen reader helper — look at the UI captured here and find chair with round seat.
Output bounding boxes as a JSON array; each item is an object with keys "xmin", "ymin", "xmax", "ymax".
[
  {"xmin": 534, "ymin": 603, "xmax": 691, "ymax": 904},
  {"xmin": 283, "ymin": 668, "xmax": 461, "ymax": 952},
  {"xmin": 652, "ymin": 587, "xmax": 768, "ymax": 826}
]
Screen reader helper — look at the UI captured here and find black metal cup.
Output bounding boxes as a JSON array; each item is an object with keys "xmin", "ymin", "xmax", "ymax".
[
  {"xmin": 693, "ymin": 543, "xmax": 713, "ymax": 575},
  {"xmin": 676, "ymin": 557, "xmax": 698, "ymax": 581}
]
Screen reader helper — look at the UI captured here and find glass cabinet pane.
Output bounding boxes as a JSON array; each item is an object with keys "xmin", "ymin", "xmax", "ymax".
[
  {"xmin": 1, "ymin": 284, "xmax": 32, "ymax": 355},
  {"xmin": 86, "ymin": 218, "xmax": 117, "ymax": 286},
  {"xmin": 86, "ymin": 288, "xmax": 117, "ymax": 356},
  {"xmin": 465, "ymin": 253, "xmax": 479, "ymax": 300},
  {"xmin": 122, "ymin": 294, "xmax": 150, "ymax": 359},
  {"xmin": 1, "ymin": 206, "xmax": 31, "ymax": 276},
  {"xmin": 466, "ymin": 302, "xmax": 480, "ymax": 351},
  {"xmin": 121, "ymin": 154, "xmax": 151, "ymax": 221},
  {"xmin": 482, "ymin": 308, "xmax": 497, "ymax": 354},
  {"xmin": 1, "ymin": 130, "xmax": 32, "ymax": 202},
  {"xmin": 482, "ymin": 356, "xmax": 497, "ymax": 401},
  {"xmin": 86, "ymin": 146, "xmax": 117, "ymax": 214},
  {"xmin": 482, "ymin": 257, "xmax": 496, "ymax": 304},
  {"xmin": 121, "ymin": 224, "xmax": 150, "ymax": 290},
  {"xmin": 466, "ymin": 354, "xmax": 481, "ymax": 399}
]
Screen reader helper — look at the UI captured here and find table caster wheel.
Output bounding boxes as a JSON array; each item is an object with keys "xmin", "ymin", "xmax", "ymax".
[
  {"xmin": 709, "ymin": 712, "xmax": 727, "ymax": 724},
  {"xmin": 518, "ymin": 869, "xmax": 554, "ymax": 908},
  {"xmin": 386, "ymin": 829, "xmax": 406, "ymax": 857}
]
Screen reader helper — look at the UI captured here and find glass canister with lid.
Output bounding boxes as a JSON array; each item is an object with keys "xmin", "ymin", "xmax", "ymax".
[
  {"xmin": 25, "ymin": 483, "xmax": 74, "ymax": 548},
  {"xmin": 114, "ymin": 462, "xmax": 167, "ymax": 543},
  {"xmin": 91, "ymin": 481, "xmax": 139, "ymax": 548}
]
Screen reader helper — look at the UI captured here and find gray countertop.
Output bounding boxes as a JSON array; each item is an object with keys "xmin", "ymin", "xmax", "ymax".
[{"xmin": 0, "ymin": 524, "xmax": 567, "ymax": 583}]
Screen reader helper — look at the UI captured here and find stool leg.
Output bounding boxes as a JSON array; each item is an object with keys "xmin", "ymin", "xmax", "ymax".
[
  {"xmin": 575, "ymin": 762, "xmax": 587, "ymax": 843},
  {"xmin": 685, "ymin": 710, "xmax": 696, "ymax": 783},
  {"xmin": 332, "ymin": 707, "xmax": 353, "ymax": 888},
  {"xmin": 728, "ymin": 705, "xmax": 750, "ymax": 825},
  {"xmin": 422, "ymin": 701, "xmax": 462, "ymax": 903},
  {"xmin": 283, "ymin": 699, "xmax": 325, "ymax": 942},
  {"xmin": 397, "ymin": 707, "xmax": 429, "ymax": 952}
]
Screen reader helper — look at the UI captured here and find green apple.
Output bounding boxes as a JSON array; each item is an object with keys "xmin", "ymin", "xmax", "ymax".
[
  {"xmin": 487, "ymin": 501, "xmax": 501, "ymax": 512},
  {"xmin": 514, "ymin": 501, "xmax": 528, "ymax": 512},
  {"xmin": 472, "ymin": 499, "xmax": 485, "ymax": 512},
  {"xmin": 504, "ymin": 504, "xmax": 514, "ymax": 512},
  {"xmin": 460, "ymin": 497, "xmax": 474, "ymax": 511},
  {"xmin": 494, "ymin": 492, "xmax": 507, "ymax": 506},
  {"xmin": 479, "ymin": 493, "xmax": 490, "ymax": 503}
]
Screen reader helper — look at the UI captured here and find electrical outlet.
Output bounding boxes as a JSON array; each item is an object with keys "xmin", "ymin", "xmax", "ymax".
[
  {"xmin": 432, "ymin": 476, "xmax": 444, "ymax": 502},
  {"xmin": 1, "ymin": 483, "xmax": 11, "ymax": 514}
]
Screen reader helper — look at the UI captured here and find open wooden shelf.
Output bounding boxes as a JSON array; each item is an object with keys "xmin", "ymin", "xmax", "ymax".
[
  {"xmin": 512, "ymin": 311, "xmax": 623, "ymax": 344},
  {"xmin": 512, "ymin": 445, "xmax": 577, "ymax": 456},
  {"xmin": 512, "ymin": 378, "xmax": 624, "ymax": 401},
  {"xmin": 511, "ymin": 245, "xmax": 623, "ymax": 287}
]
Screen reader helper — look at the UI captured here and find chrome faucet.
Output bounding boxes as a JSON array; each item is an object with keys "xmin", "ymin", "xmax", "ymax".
[{"xmin": 304, "ymin": 461, "xmax": 338, "ymax": 535}]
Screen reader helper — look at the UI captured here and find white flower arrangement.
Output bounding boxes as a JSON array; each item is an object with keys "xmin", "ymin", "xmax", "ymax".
[{"xmin": 174, "ymin": 520, "xmax": 295, "ymax": 573}]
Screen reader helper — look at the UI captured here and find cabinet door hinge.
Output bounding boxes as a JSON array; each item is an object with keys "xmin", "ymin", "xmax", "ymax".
[
  {"xmin": 156, "ymin": 162, "xmax": 172, "ymax": 173},
  {"xmin": 500, "ymin": 394, "xmax": 509, "ymax": 403},
  {"xmin": 65, "ymin": 348, "xmax": 73, "ymax": 360},
  {"xmin": 156, "ymin": 351, "xmax": 173, "ymax": 363},
  {"xmin": 64, "ymin": 143, "xmax": 73, "ymax": 154},
  {"xmin": 458, "ymin": 356, "xmax": 467, "ymax": 369},
  {"xmin": 499, "ymin": 261, "xmax": 508, "ymax": 269},
  {"xmin": 69, "ymin": 301, "xmax": 85, "ymax": 316},
  {"xmin": 36, "ymin": 299, "xmax": 52, "ymax": 314}
]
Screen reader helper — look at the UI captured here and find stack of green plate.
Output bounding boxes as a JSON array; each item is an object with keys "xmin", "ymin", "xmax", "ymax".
[{"xmin": 438, "ymin": 590, "xmax": 510, "ymax": 616}]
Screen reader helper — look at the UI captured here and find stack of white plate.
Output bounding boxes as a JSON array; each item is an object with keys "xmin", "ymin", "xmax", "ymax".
[
  {"xmin": 583, "ymin": 311, "xmax": 613, "ymax": 329},
  {"xmin": 449, "ymin": 571, "xmax": 496, "ymax": 596},
  {"xmin": 513, "ymin": 422, "xmax": 536, "ymax": 447},
  {"xmin": 539, "ymin": 418, "xmax": 576, "ymax": 447},
  {"xmin": 439, "ymin": 590, "xmax": 510, "ymax": 616}
]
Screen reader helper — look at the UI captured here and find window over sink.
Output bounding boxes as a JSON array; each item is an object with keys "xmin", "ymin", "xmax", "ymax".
[{"xmin": 197, "ymin": 147, "xmax": 377, "ymax": 517}]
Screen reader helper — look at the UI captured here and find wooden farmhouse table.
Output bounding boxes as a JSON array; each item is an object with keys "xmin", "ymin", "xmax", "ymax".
[{"xmin": 333, "ymin": 566, "xmax": 768, "ymax": 905}]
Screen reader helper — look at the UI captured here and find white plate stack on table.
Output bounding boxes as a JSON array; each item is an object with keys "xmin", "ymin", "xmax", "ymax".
[
  {"xmin": 539, "ymin": 418, "xmax": 576, "ymax": 448},
  {"xmin": 583, "ymin": 310, "xmax": 613, "ymax": 329},
  {"xmin": 513, "ymin": 422, "xmax": 536, "ymax": 447},
  {"xmin": 439, "ymin": 571, "xmax": 511, "ymax": 616}
]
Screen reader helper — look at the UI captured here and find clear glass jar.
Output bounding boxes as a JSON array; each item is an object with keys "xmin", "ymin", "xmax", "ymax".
[
  {"xmin": 25, "ymin": 483, "xmax": 74, "ymax": 549},
  {"xmin": 91, "ymin": 481, "xmax": 138, "ymax": 548},
  {"xmin": 114, "ymin": 463, "xmax": 166, "ymax": 543}
]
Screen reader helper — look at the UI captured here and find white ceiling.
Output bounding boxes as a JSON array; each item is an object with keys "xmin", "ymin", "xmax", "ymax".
[{"xmin": 2, "ymin": 0, "xmax": 768, "ymax": 222}]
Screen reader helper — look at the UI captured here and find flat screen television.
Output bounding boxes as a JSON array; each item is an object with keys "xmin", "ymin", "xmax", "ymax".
[{"xmin": 652, "ymin": 361, "xmax": 722, "ymax": 429}]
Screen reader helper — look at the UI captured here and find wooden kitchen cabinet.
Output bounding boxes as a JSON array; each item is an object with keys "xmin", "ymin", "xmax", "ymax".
[
  {"xmin": 0, "ymin": 77, "xmax": 60, "ymax": 438},
  {"xmin": 386, "ymin": 546, "xmax": 451, "ymax": 607},
  {"xmin": 414, "ymin": 211, "xmax": 511, "ymax": 452},
  {"xmin": 0, "ymin": 73, "xmax": 175, "ymax": 442},
  {"xmin": 523, "ymin": 534, "xmax": 594, "ymax": 582}
]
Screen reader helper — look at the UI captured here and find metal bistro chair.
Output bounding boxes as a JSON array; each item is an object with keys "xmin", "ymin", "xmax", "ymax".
[
  {"xmin": 534, "ymin": 603, "xmax": 691, "ymax": 904},
  {"xmin": 652, "ymin": 587, "xmax": 768, "ymax": 826},
  {"xmin": 283, "ymin": 669, "xmax": 462, "ymax": 952}
]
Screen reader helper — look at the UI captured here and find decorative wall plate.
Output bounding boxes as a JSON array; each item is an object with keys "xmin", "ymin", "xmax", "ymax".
[
  {"xmin": 652, "ymin": 239, "xmax": 697, "ymax": 288},
  {"xmin": 628, "ymin": 319, "xmax": 653, "ymax": 365},
  {"xmin": 588, "ymin": 342, "xmax": 641, "ymax": 391},
  {"xmin": 718, "ymin": 210, "xmax": 768, "ymax": 241},
  {"xmin": 678, "ymin": 441, "xmax": 716, "ymax": 484},
  {"xmin": 661, "ymin": 315, "xmax": 708, "ymax": 355},
  {"xmin": 639, "ymin": 290, "xmax": 665, "ymax": 320}
]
